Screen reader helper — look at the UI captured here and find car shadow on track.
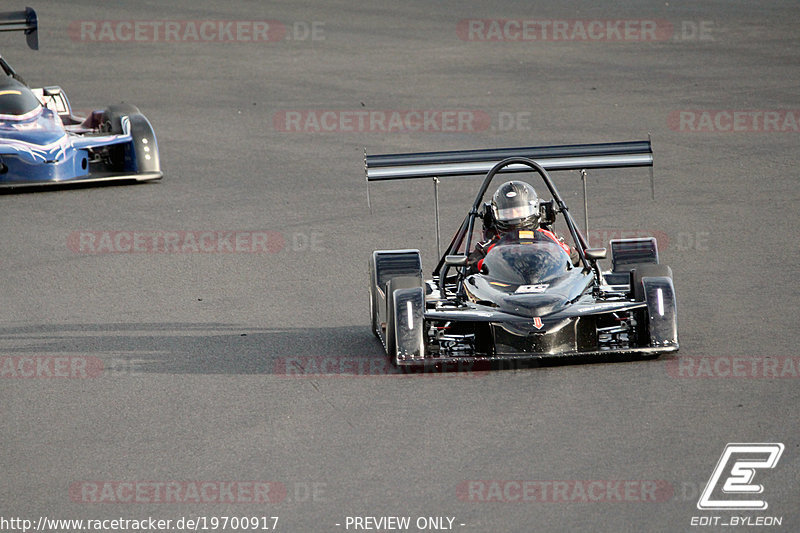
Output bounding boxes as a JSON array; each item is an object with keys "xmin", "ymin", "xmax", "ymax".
[
  {"xmin": 0, "ymin": 322, "xmax": 666, "ymax": 377},
  {"xmin": 0, "ymin": 322, "xmax": 379, "ymax": 376}
]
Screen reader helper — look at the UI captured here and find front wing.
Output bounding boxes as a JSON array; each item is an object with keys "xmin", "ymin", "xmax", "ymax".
[
  {"xmin": 395, "ymin": 299, "xmax": 678, "ymax": 367},
  {"xmin": 0, "ymin": 117, "xmax": 161, "ymax": 188}
]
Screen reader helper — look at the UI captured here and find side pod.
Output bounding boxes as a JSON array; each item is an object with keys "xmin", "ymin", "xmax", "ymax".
[
  {"xmin": 370, "ymin": 250, "xmax": 423, "ymax": 361},
  {"xmin": 605, "ymin": 237, "xmax": 659, "ymax": 285}
]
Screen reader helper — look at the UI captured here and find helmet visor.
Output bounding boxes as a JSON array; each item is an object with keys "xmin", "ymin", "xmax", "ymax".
[{"xmin": 494, "ymin": 203, "xmax": 538, "ymax": 222}]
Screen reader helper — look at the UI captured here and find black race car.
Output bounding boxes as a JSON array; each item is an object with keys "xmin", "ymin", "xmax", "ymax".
[{"xmin": 366, "ymin": 140, "xmax": 678, "ymax": 367}]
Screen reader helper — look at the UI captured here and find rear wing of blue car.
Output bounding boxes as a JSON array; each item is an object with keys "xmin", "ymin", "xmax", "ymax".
[
  {"xmin": 0, "ymin": 7, "xmax": 38, "ymax": 50},
  {"xmin": 365, "ymin": 140, "xmax": 652, "ymax": 181}
]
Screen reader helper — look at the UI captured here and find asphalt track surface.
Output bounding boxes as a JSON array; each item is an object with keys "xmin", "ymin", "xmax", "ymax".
[{"xmin": 1, "ymin": 1, "xmax": 798, "ymax": 532}]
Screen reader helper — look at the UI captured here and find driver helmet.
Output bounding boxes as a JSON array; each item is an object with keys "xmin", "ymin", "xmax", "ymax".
[{"xmin": 491, "ymin": 181, "xmax": 540, "ymax": 231}]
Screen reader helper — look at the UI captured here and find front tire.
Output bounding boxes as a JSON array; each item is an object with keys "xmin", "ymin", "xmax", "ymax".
[
  {"xmin": 632, "ymin": 264, "xmax": 676, "ymax": 352},
  {"xmin": 100, "ymin": 104, "xmax": 160, "ymax": 177},
  {"xmin": 385, "ymin": 277, "xmax": 424, "ymax": 365},
  {"xmin": 632, "ymin": 264, "xmax": 672, "ymax": 302},
  {"xmin": 368, "ymin": 258, "xmax": 380, "ymax": 340},
  {"xmin": 101, "ymin": 103, "xmax": 140, "ymax": 134}
]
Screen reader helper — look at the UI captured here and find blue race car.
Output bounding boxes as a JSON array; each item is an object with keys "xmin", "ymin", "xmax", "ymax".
[{"xmin": 0, "ymin": 8, "xmax": 161, "ymax": 189}]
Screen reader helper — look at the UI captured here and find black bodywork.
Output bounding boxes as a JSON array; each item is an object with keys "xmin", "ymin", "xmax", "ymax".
[{"xmin": 367, "ymin": 142, "xmax": 679, "ymax": 367}]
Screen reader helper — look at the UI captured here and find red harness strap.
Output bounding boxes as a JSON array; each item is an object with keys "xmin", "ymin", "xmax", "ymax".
[
  {"xmin": 536, "ymin": 228, "xmax": 572, "ymax": 254},
  {"xmin": 476, "ymin": 242, "xmax": 497, "ymax": 272}
]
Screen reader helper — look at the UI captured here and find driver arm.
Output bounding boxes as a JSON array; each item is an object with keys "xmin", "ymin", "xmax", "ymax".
[{"xmin": 467, "ymin": 237, "xmax": 498, "ymax": 274}]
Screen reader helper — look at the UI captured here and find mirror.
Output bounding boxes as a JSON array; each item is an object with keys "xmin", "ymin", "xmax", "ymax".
[
  {"xmin": 445, "ymin": 255, "xmax": 468, "ymax": 267},
  {"xmin": 584, "ymin": 248, "xmax": 607, "ymax": 260}
]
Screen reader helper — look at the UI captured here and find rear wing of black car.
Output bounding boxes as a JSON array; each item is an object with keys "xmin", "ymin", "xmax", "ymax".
[
  {"xmin": 0, "ymin": 7, "xmax": 38, "ymax": 50},
  {"xmin": 365, "ymin": 140, "xmax": 652, "ymax": 181}
]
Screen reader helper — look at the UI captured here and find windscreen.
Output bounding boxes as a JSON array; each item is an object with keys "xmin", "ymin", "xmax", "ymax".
[
  {"xmin": 0, "ymin": 83, "xmax": 42, "ymax": 120},
  {"xmin": 481, "ymin": 241, "xmax": 570, "ymax": 285}
]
